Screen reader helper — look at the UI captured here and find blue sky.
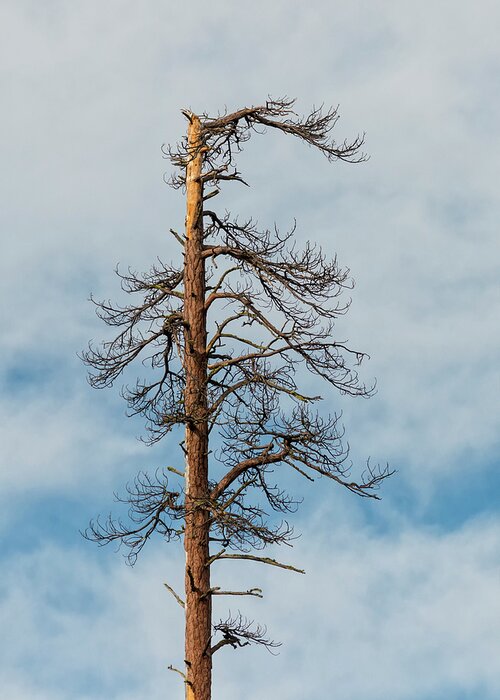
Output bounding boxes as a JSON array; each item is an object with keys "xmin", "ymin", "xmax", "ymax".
[{"xmin": 1, "ymin": 1, "xmax": 499, "ymax": 698}]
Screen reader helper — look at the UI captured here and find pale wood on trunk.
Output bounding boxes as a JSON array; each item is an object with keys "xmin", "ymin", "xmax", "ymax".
[{"xmin": 183, "ymin": 114, "xmax": 212, "ymax": 700}]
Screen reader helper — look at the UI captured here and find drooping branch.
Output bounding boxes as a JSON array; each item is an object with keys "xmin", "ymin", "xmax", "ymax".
[
  {"xmin": 82, "ymin": 469, "xmax": 184, "ymax": 564},
  {"xmin": 165, "ymin": 98, "xmax": 366, "ymax": 198},
  {"xmin": 211, "ymin": 613, "xmax": 281, "ymax": 655},
  {"xmin": 212, "ymin": 400, "xmax": 392, "ymax": 507},
  {"xmin": 201, "ymin": 97, "xmax": 367, "ymax": 166},
  {"xmin": 203, "ymin": 211, "xmax": 352, "ymax": 318},
  {"xmin": 207, "ymin": 549, "xmax": 305, "ymax": 575},
  {"xmin": 211, "ymin": 443, "xmax": 291, "ymax": 502}
]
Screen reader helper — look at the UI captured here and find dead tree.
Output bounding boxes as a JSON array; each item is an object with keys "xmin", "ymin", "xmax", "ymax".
[{"xmin": 82, "ymin": 98, "xmax": 392, "ymax": 700}]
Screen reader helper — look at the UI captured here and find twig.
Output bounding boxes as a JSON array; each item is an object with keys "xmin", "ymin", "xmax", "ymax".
[
  {"xmin": 168, "ymin": 664, "xmax": 187, "ymax": 680},
  {"xmin": 206, "ymin": 586, "xmax": 263, "ymax": 598},
  {"xmin": 164, "ymin": 582, "xmax": 185, "ymax": 608},
  {"xmin": 169, "ymin": 228, "xmax": 185, "ymax": 246},
  {"xmin": 167, "ymin": 465, "xmax": 185, "ymax": 478},
  {"xmin": 216, "ymin": 553, "xmax": 305, "ymax": 574}
]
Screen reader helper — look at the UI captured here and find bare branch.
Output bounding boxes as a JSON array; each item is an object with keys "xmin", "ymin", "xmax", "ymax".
[
  {"xmin": 211, "ymin": 613, "xmax": 281, "ymax": 655},
  {"xmin": 202, "ymin": 97, "xmax": 366, "ymax": 164},
  {"xmin": 168, "ymin": 665, "xmax": 188, "ymax": 681},
  {"xmin": 211, "ymin": 444, "xmax": 290, "ymax": 501},
  {"xmin": 167, "ymin": 466, "xmax": 185, "ymax": 479},
  {"xmin": 164, "ymin": 582, "xmax": 185, "ymax": 608},
  {"xmin": 82, "ymin": 469, "xmax": 184, "ymax": 564},
  {"xmin": 207, "ymin": 587, "xmax": 263, "ymax": 599},
  {"xmin": 214, "ymin": 553, "xmax": 305, "ymax": 575},
  {"xmin": 207, "ymin": 547, "xmax": 304, "ymax": 573},
  {"xmin": 169, "ymin": 228, "xmax": 185, "ymax": 246}
]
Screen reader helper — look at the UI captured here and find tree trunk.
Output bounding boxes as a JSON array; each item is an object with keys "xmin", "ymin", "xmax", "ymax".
[{"xmin": 183, "ymin": 113, "xmax": 212, "ymax": 700}]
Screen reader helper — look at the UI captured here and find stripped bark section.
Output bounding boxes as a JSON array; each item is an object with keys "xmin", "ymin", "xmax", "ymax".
[{"xmin": 183, "ymin": 113, "xmax": 212, "ymax": 700}]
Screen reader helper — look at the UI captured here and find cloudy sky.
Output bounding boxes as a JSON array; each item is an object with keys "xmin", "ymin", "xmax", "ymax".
[{"xmin": 1, "ymin": 1, "xmax": 499, "ymax": 698}]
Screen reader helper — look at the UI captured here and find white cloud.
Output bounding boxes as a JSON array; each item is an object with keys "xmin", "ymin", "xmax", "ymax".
[
  {"xmin": 1, "ymin": 0, "xmax": 497, "ymax": 499},
  {"xmin": 0, "ymin": 544, "xmax": 184, "ymax": 699},
  {"xmin": 0, "ymin": 3, "xmax": 499, "ymax": 695},
  {"xmin": 0, "ymin": 381, "xmax": 147, "ymax": 501},
  {"xmin": 1, "ymin": 514, "xmax": 498, "ymax": 699},
  {"xmin": 214, "ymin": 511, "xmax": 500, "ymax": 699}
]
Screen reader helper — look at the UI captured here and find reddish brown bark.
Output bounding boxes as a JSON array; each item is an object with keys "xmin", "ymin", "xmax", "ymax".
[{"xmin": 183, "ymin": 114, "xmax": 211, "ymax": 700}]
